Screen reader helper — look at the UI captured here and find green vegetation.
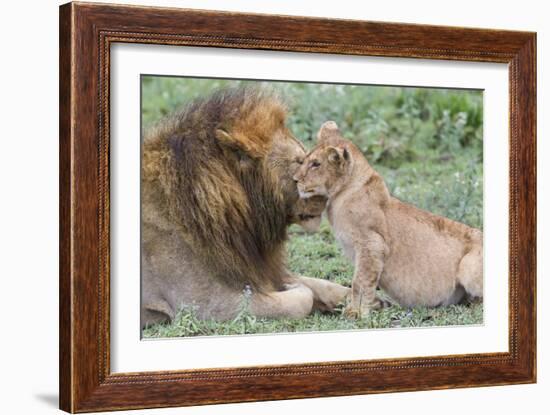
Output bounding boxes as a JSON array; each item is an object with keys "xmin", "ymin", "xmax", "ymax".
[{"xmin": 141, "ymin": 76, "xmax": 483, "ymax": 338}]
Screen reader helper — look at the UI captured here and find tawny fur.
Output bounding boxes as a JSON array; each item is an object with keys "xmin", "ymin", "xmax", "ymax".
[
  {"xmin": 141, "ymin": 88, "xmax": 349, "ymax": 327},
  {"xmin": 293, "ymin": 121, "xmax": 483, "ymax": 317}
]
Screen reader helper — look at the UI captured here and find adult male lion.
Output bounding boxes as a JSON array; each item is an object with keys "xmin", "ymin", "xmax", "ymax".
[{"xmin": 141, "ymin": 87, "xmax": 349, "ymax": 327}]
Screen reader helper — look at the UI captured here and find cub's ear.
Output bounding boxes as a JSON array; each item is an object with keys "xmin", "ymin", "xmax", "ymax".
[
  {"xmin": 317, "ymin": 121, "xmax": 341, "ymax": 145},
  {"xmin": 327, "ymin": 146, "xmax": 350, "ymax": 166},
  {"xmin": 215, "ymin": 128, "xmax": 264, "ymax": 159}
]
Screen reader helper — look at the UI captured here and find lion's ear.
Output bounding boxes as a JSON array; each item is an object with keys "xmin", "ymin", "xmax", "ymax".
[
  {"xmin": 327, "ymin": 146, "xmax": 349, "ymax": 166},
  {"xmin": 317, "ymin": 121, "xmax": 341, "ymax": 145},
  {"xmin": 215, "ymin": 129, "xmax": 264, "ymax": 159},
  {"xmin": 215, "ymin": 129, "xmax": 238, "ymax": 148}
]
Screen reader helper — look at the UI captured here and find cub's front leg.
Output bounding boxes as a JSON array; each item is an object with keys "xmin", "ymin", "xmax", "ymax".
[{"xmin": 344, "ymin": 232, "xmax": 388, "ymax": 319}]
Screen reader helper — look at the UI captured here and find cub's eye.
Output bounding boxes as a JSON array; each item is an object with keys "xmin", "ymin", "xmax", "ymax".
[
  {"xmin": 294, "ymin": 157, "xmax": 304, "ymax": 165},
  {"xmin": 311, "ymin": 160, "xmax": 321, "ymax": 168}
]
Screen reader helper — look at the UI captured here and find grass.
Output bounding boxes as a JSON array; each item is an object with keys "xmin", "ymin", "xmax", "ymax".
[{"xmin": 141, "ymin": 76, "xmax": 484, "ymax": 338}]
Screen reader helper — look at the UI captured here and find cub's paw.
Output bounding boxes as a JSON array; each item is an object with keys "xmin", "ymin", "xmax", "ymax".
[
  {"xmin": 343, "ymin": 305, "xmax": 361, "ymax": 319},
  {"xmin": 343, "ymin": 304, "xmax": 376, "ymax": 319},
  {"xmin": 373, "ymin": 297, "xmax": 392, "ymax": 309},
  {"xmin": 343, "ymin": 297, "xmax": 391, "ymax": 319}
]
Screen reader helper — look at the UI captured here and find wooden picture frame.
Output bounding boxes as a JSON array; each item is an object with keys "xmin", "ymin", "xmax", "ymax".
[{"xmin": 59, "ymin": 2, "xmax": 536, "ymax": 412}]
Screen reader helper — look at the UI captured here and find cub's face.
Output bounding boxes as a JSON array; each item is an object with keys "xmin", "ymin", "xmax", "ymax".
[{"xmin": 293, "ymin": 145, "xmax": 350, "ymax": 199}]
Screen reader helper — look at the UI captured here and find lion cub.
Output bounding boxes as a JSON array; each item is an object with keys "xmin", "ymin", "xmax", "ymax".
[{"xmin": 293, "ymin": 121, "xmax": 483, "ymax": 317}]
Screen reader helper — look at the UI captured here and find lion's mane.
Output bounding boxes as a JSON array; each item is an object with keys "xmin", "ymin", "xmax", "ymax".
[{"xmin": 142, "ymin": 87, "xmax": 294, "ymax": 292}]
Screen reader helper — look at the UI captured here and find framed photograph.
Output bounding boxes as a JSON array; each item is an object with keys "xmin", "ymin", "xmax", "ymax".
[{"xmin": 59, "ymin": 2, "xmax": 536, "ymax": 412}]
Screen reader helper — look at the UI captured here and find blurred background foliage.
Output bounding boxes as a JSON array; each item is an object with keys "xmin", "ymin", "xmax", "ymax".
[{"xmin": 141, "ymin": 76, "xmax": 483, "ymax": 337}]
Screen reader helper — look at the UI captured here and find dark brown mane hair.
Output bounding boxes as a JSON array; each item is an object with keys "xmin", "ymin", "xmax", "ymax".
[{"xmin": 143, "ymin": 86, "xmax": 293, "ymax": 292}]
